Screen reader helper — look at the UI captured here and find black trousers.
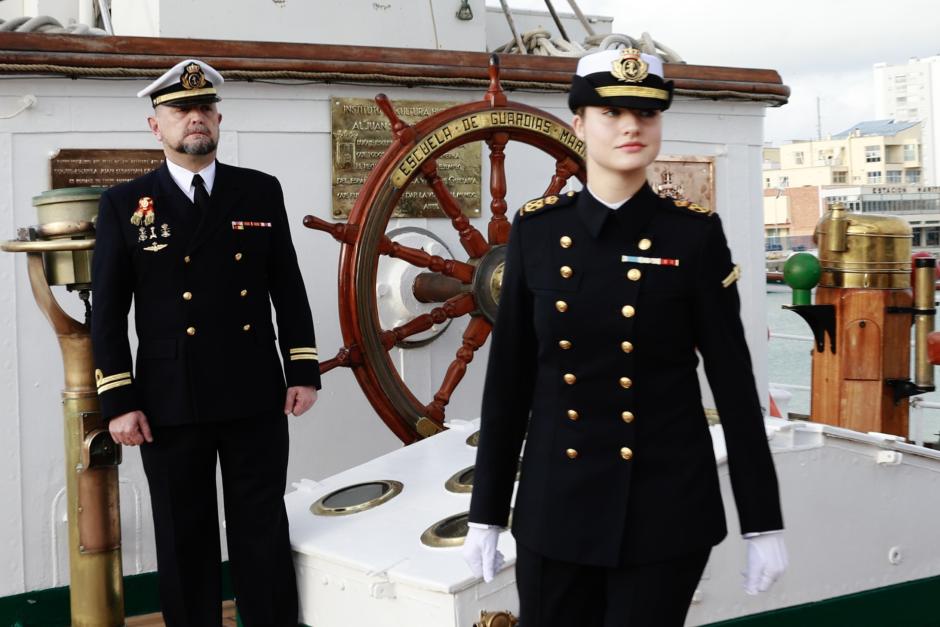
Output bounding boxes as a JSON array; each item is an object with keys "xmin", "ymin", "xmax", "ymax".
[
  {"xmin": 515, "ymin": 542, "xmax": 710, "ymax": 627},
  {"xmin": 140, "ymin": 414, "xmax": 297, "ymax": 627}
]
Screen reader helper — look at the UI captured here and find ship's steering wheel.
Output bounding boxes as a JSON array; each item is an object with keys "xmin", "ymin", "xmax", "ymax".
[{"xmin": 306, "ymin": 56, "xmax": 586, "ymax": 443}]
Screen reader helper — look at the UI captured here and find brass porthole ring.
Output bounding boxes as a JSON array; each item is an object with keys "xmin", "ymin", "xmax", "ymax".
[
  {"xmin": 445, "ymin": 466, "xmax": 475, "ymax": 493},
  {"xmin": 310, "ymin": 480, "xmax": 404, "ymax": 517},
  {"xmin": 420, "ymin": 511, "xmax": 471, "ymax": 548}
]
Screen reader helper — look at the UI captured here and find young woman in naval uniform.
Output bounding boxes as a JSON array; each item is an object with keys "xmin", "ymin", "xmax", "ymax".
[{"xmin": 462, "ymin": 48, "xmax": 788, "ymax": 627}]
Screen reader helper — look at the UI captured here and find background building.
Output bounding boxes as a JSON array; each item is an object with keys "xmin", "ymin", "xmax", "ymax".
[
  {"xmin": 763, "ymin": 119, "xmax": 922, "ymax": 189},
  {"xmin": 874, "ymin": 55, "xmax": 940, "ymax": 186}
]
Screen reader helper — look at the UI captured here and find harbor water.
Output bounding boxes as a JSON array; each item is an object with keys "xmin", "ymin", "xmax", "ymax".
[{"xmin": 765, "ymin": 290, "xmax": 940, "ymax": 445}]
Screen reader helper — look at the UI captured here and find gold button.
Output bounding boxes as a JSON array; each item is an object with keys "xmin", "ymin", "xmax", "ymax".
[
  {"xmin": 622, "ymin": 411, "xmax": 635, "ymax": 423},
  {"xmin": 620, "ymin": 447, "xmax": 633, "ymax": 460},
  {"xmin": 560, "ymin": 236, "xmax": 573, "ymax": 248},
  {"xmin": 621, "ymin": 305, "xmax": 635, "ymax": 318},
  {"xmin": 184, "ymin": 255, "xmax": 191, "ymax": 264},
  {"xmin": 638, "ymin": 238, "xmax": 652, "ymax": 251},
  {"xmin": 186, "ymin": 326, "xmax": 196, "ymax": 336},
  {"xmin": 566, "ymin": 448, "xmax": 579, "ymax": 459},
  {"xmin": 235, "ymin": 252, "xmax": 243, "ymax": 261},
  {"xmin": 555, "ymin": 300, "xmax": 568, "ymax": 312},
  {"xmin": 558, "ymin": 340, "xmax": 572, "ymax": 350},
  {"xmin": 627, "ymin": 268, "xmax": 642, "ymax": 281},
  {"xmin": 182, "ymin": 291, "xmax": 192, "ymax": 301},
  {"xmin": 619, "ymin": 377, "xmax": 632, "ymax": 389},
  {"xmin": 621, "ymin": 341, "xmax": 633, "ymax": 353},
  {"xmin": 564, "ymin": 373, "xmax": 577, "ymax": 385},
  {"xmin": 567, "ymin": 410, "xmax": 579, "ymax": 421},
  {"xmin": 243, "ymin": 324, "xmax": 251, "ymax": 332},
  {"xmin": 560, "ymin": 265, "xmax": 573, "ymax": 279},
  {"xmin": 240, "ymin": 289, "xmax": 248, "ymax": 297}
]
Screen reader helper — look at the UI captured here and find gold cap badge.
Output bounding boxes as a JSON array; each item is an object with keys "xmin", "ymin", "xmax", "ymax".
[
  {"xmin": 611, "ymin": 48, "xmax": 649, "ymax": 83},
  {"xmin": 180, "ymin": 62, "xmax": 208, "ymax": 91}
]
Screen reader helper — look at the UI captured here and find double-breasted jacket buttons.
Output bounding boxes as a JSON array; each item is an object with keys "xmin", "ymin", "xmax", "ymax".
[
  {"xmin": 627, "ymin": 268, "xmax": 642, "ymax": 281},
  {"xmin": 186, "ymin": 326, "xmax": 196, "ymax": 336},
  {"xmin": 619, "ymin": 377, "xmax": 632, "ymax": 389},
  {"xmin": 243, "ymin": 324, "xmax": 252, "ymax": 332},
  {"xmin": 566, "ymin": 448, "xmax": 579, "ymax": 459},
  {"xmin": 620, "ymin": 447, "xmax": 634, "ymax": 460},
  {"xmin": 621, "ymin": 305, "xmax": 635, "ymax": 318},
  {"xmin": 638, "ymin": 238, "xmax": 652, "ymax": 251},
  {"xmin": 234, "ymin": 252, "xmax": 243, "ymax": 261},
  {"xmin": 182, "ymin": 291, "xmax": 192, "ymax": 301},
  {"xmin": 567, "ymin": 409, "xmax": 579, "ymax": 421},
  {"xmin": 559, "ymin": 340, "xmax": 572, "ymax": 350},
  {"xmin": 560, "ymin": 236, "xmax": 573, "ymax": 248},
  {"xmin": 556, "ymin": 300, "xmax": 568, "ymax": 312},
  {"xmin": 560, "ymin": 265, "xmax": 573, "ymax": 279},
  {"xmin": 240, "ymin": 289, "xmax": 248, "ymax": 298},
  {"xmin": 564, "ymin": 373, "xmax": 577, "ymax": 385},
  {"xmin": 622, "ymin": 411, "xmax": 635, "ymax": 424},
  {"xmin": 621, "ymin": 341, "xmax": 633, "ymax": 353}
]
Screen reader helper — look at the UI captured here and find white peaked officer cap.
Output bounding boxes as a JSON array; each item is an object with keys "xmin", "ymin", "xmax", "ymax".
[
  {"xmin": 137, "ymin": 59, "xmax": 224, "ymax": 108},
  {"xmin": 568, "ymin": 48, "xmax": 673, "ymax": 113}
]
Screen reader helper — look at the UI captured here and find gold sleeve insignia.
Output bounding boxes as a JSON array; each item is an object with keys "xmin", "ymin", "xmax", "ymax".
[
  {"xmin": 289, "ymin": 347, "xmax": 319, "ymax": 362},
  {"xmin": 721, "ymin": 264, "xmax": 741, "ymax": 288},
  {"xmin": 95, "ymin": 369, "xmax": 133, "ymax": 394}
]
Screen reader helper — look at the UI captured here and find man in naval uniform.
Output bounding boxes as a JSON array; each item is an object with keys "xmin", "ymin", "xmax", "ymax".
[
  {"xmin": 91, "ymin": 59, "xmax": 320, "ymax": 626},
  {"xmin": 463, "ymin": 49, "xmax": 788, "ymax": 626}
]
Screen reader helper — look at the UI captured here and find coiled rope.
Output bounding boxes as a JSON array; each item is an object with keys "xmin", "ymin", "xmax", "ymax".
[
  {"xmin": 0, "ymin": 16, "xmax": 106, "ymax": 35},
  {"xmin": 492, "ymin": 28, "xmax": 684, "ymax": 63}
]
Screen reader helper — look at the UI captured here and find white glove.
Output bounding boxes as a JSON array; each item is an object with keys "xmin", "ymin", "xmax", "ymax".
[
  {"xmin": 743, "ymin": 533, "xmax": 788, "ymax": 595},
  {"xmin": 462, "ymin": 525, "xmax": 505, "ymax": 582}
]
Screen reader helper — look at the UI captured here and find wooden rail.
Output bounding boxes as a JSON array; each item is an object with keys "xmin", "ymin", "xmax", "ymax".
[{"xmin": 0, "ymin": 32, "xmax": 790, "ymax": 104}]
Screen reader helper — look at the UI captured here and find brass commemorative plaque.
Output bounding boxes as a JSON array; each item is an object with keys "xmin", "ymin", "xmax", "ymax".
[
  {"xmin": 331, "ymin": 98, "xmax": 481, "ymax": 220},
  {"xmin": 648, "ymin": 156, "xmax": 715, "ymax": 210},
  {"xmin": 51, "ymin": 149, "xmax": 165, "ymax": 189}
]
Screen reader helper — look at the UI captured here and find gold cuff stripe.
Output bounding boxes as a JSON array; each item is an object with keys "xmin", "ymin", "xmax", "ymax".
[
  {"xmin": 595, "ymin": 86, "xmax": 670, "ymax": 100},
  {"xmin": 98, "ymin": 379, "xmax": 133, "ymax": 394},
  {"xmin": 96, "ymin": 372, "xmax": 132, "ymax": 387},
  {"xmin": 289, "ymin": 347, "xmax": 318, "ymax": 355},
  {"xmin": 721, "ymin": 265, "xmax": 742, "ymax": 288},
  {"xmin": 290, "ymin": 354, "xmax": 319, "ymax": 361},
  {"xmin": 152, "ymin": 87, "xmax": 218, "ymax": 106}
]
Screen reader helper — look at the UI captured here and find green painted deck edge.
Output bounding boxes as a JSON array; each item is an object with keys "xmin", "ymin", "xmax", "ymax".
[
  {"xmin": 0, "ymin": 562, "xmax": 234, "ymax": 626},
  {"xmin": 4, "ymin": 572, "xmax": 937, "ymax": 626},
  {"xmin": 706, "ymin": 575, "xmax": 940, "ymax": 626}
]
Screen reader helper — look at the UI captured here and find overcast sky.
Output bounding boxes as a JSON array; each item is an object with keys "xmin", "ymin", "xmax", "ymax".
[{"xmin": 487, "ymin": 0, "xmax": 940, "ymax": 145}]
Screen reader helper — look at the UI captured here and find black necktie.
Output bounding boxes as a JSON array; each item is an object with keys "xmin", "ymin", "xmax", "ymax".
[{"xmin": 192, "ymin": 173, "xmax": 210, "ymax": 227}]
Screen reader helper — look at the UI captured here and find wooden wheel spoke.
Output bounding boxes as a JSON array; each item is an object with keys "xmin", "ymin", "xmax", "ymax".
[
  {"xmin": 378, "ymin": 239, "xmax": 475, "ymax": 284},
  {"xmin": 318, "ymin": 345, "xmax": 362, "ymax": 375},
  {"xmin": 304, "ymin": 214, "xmax": 358, "ymax": 243},
  {"xmin": 421, "ymin": 160, "xmax": 490, "ymax": 258},
  {"xmin": 484, "ymin": 54, "xmax": 508, "ymax": 107},
  {"xmin": 487, "ymin": 132, "xmax": 510, "ymax": 245},
  {"xmin": 543, "ymin": 156, "xmax": 582, "ymax": 197},
  {"xmin": 378, "ymin": 293, "xmax": 475, "ymax": 350},
  {"xmin": 424, "ymin": 316, "xmax": 493, "ymax": 423},
  {"xmin": 375, "ymin": 93, "xmax": 416, "ymax": 144}
]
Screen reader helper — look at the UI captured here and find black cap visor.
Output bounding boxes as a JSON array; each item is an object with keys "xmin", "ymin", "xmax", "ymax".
[{"xmin": 568, "ymin": 74, "xmax": 673, "ymax": 113}]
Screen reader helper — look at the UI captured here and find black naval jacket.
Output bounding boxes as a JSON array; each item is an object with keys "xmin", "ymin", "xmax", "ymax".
[
  {"xmin": 469, "ymin": 185, "xmax": 783, "ymax": 567},
  {"xmin": 91, "ymin": 162, "xmax": 320, "ymax": 425}
]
